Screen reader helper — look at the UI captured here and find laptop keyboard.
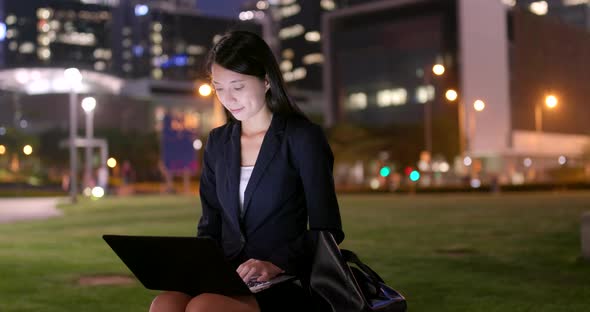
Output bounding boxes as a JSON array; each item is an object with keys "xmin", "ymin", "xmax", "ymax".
[{"xmin": 246, "ymin": 279, "xmax": 270, "ymax": 288}]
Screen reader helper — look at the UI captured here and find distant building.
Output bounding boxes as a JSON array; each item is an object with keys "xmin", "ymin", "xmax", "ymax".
[
  {"xmin": 0, "ymin": 0, "xmax": 260, "ymax": 134},
  {"xmin": 323, "ymin": 0, "xmax": 590, "ymax": 184}
]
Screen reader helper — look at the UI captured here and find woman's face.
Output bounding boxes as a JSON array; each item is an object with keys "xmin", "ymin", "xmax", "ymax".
[{"xmin": 211, "ymin": 63, "xmax": 269, "ymax": 122}]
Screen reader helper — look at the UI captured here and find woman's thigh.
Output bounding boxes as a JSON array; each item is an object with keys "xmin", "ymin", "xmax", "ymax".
[
  {"xmin": 185, "ymin": 293, "xmax": 259, "ymax": 312},
  {"xmin": 149, "ymin": 291, "xmax": 192, "ymax": 312}
]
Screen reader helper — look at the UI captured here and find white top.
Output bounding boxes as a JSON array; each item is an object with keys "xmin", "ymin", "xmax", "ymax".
[{"xmin": 239, "ymin": 166, "xmax": 254, "ymax": 217}]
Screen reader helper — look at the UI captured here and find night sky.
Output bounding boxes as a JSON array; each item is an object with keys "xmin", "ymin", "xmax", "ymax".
[{"xmin": 198, "ymin": 0, "xmax": 246, "ymax": 18}]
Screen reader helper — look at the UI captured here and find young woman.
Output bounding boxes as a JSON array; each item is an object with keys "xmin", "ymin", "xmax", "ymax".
[{"xmin": 149, "ymin": 30, "xmax": 344, "ymax": 312}]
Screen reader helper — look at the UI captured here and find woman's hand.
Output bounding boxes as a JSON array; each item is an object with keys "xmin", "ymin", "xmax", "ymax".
[{"xmin": 237, "ymin": 259, "xmax": 284, "ymax": 282}]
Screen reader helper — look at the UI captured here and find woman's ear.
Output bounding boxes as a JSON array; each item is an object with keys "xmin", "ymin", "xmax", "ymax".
[{"xmin": 264, "ymin": 76, "xmax": 270, "ymax": 92}]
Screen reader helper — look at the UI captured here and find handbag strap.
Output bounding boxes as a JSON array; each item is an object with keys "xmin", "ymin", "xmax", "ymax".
[{"xmin": 341, "ymin": 249, "xmax": 385, "ymax": 284}]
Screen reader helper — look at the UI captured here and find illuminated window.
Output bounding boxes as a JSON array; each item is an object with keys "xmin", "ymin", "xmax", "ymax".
[
  {"xmin": 529, "ymin": 1, "xmax": 548, "ymax": 15},
  {"xmin": 257, "ymin": 1, "xmax": 270, "ymax": 10},
  {"xmin": 281, "ymin": 4, "xmax": 301, "ymax": 18},
  {"xmin": 279, "ymin": 24, "xmax": 304, "ymax": 39},
  {"xmin": 37, "ymin": 8, "xmax": 53, "ymax": 20},
  {"xmin": 562, "ymin": 0, "xmax": 588, "ymax": 5},
  {"xmin": 282, "ymin": 48, "xmax": 294, "ymax": 60},
  {"xmin": 186, "ymin": 45, "xmax": 205, "ymax": 55},
  {"xmin": 19, "ymin": 42, "xmax": 35, "ymax": 54},
  {"xmin": 305, "ymin": 31, "xmax": 321, "ymax": 42},
  {"xmin": 292, "ymin": 67, "xmax": 306, "ymax": 80},
  {"xmin": 320, "ymin": 0, "xmax": 336, "ymax": 10},
  {"xmin": 280, "ymin": 60, "xmax": 293, "ymax": 72},
  {"xmin": 416, "ymin": 85, "xmax": 435, "ymax": 104},
  {"xmin": 151, "ymin": 33, "xmax": 162, "ymax": 44},
  {"xmin": 37, "ymin": 35, "xmax": 50, "ymax": 46},
  {"xmin": 5, "ymin": 15, "xmax": 17, "ymax": 26},
  {"xmin": 347, "ymin": 93, "xmax": 367, "ymax": 110},
  {"xmin": 302, "ymin": 53, "xmax": 324, "ymax": 65},
  {"xmin": 37, "ymin": 48, "xmax": 51, "ymax": 60},
  {"xmin": 377, "ymin": 88, "xmax": 407, "ymax": 107},
  {"xmin": 94, "ymin": 61, "xmax": 106, "ymax": 71},
  {"xmin": 152, "ymin": 68, "xmax": 163, "ymax": 79}
]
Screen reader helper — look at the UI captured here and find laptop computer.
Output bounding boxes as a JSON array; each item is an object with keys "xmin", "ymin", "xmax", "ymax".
[{"xmin": 102, "ymin": 234, "xmax": 295, "ymax": 296}]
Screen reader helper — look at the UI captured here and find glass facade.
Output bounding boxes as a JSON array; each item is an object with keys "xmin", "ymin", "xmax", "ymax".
[
  {"xmin": 331, "ymin": 1, "xmax": 458, "ymax": 126},
  {"xmin": 1, "ymin": 0, "xmax": 261, "ymax": 81}
]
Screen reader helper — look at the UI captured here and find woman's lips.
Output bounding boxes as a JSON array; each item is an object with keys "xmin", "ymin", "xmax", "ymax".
[{"xmin": 230, "ymin": 107, "xmax": 244, "ymax": 114}]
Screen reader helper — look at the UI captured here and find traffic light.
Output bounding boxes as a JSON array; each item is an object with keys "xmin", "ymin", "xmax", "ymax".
[
  {"xmin": 409, "ymin": 170, "xmax": 420, "ymax": 182},
  {"xmin": 379, "ymin": 166, "xmax": 391, "ymax": 177},
  {"xmin": 404, "ymin": 166, "xmax": 413, "ymax": 176}
]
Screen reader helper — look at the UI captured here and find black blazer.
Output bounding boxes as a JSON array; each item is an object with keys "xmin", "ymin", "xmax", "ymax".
[{"xmin": 197, "ymin": 113, "xmax": 344, "ymax": 275}]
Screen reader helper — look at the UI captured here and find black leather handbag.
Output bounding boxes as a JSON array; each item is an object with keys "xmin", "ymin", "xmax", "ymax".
[{"xmin": 308, "ymin": 231, "xmax": 407, "ymax": 312}]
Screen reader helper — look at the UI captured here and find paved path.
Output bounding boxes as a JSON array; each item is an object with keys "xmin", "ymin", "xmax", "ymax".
[{"xmin": 0, "ymin": 197, "xmax": 64, "ymax": 224}]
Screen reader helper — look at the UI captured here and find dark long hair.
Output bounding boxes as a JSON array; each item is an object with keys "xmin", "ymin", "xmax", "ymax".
[{"xmin": 206, "ymin": 30, "xmax": 306, "ymax": 121}]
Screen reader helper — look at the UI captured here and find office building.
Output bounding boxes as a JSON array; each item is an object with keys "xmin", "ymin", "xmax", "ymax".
[{"xmin": 323, "ymin": 0, "xmax": 590, "ymax": 184}]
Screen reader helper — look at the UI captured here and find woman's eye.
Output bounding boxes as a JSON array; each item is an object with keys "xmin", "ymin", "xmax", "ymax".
[{"xmin": 234, "ymin": 86, "xmax": 244, "ymax": 91}]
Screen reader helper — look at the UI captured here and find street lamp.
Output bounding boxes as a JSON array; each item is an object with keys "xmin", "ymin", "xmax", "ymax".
[
  {"xmin": 64, "ymin": 68, "xmax": 82, "ymax": 203},
  {"xmin": 23, "ymin": 145, "xmax": 33, "ymax": 156},
  {"xmin": 445, "ymin": 89, "xmax": 458, "ymax": 102},
  {"xmin": 467, "ymin": 99, "xmax": 486, "ymax": 153},
  {"xmin": 535, "ymin": 94, "xmax": 558, "ymax": 132},
  {"xmin": 81, "ymin": 96, "xmax": 96, "ymax": 191},
  {"xmin": 423, "ymin": 63, "xmax": 446, "ymax": 157},
  {"xmin": 198, "ymin": 83, "xmax": 212, "ymax": 97}
]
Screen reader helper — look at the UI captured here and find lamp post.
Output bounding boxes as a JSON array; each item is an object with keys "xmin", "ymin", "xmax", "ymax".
[
  {"xmin": 64, "ymin": 68, "xmax": 82, "ymax": 204},
  {"xmin": 467, "ymin": 99, "xmax": 486, "ymax": 153},
  {"xmin": 81, "ymin": 96, "xmax": 96, "ymax": 191},
  {"xmin": 535, "ymin": 94, "xmax": 558, "ymax": 133},
  {"xmin": 423, "ymin": 63, "xmax": 445, "ymax": 157}
]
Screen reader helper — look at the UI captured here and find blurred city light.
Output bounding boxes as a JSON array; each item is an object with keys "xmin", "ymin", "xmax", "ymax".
[
  {"xmin": 0, "ymin": 145, "xmax": 5, "ymax": 155},
  {"xmin": 473, "ymin": 100, "xmax": 486, "ymax": 112},
  {"xmin": 83, "ymin": 187, "xmax": 92, "ymax": 197},
  {"xmin": 81, "ymin": 97, "xmax": 96, "ymax": 112},
  {"xmin": 529, "ymin": 1, "xmax": 548, "ymax": 16},
  {"xmin": 409, "ymin": 170, "xmax": 420, "ymax": 182},
  {"xmin": 0, "ymin": 127, "xmax": 5, "ymax": 135},
  {"xmin": 23, "ymin": 145, "xmax": 33, "ymax": 156},
  {"xmin": 417, "ymin": 160, "xmax": 429, "ymax": 171},
  {"xmin": 501, "ymin": 0, "xmax": 516, "ymax": 7},
  {"xmin": 432, "ymin": 64, "xmax": 445, "ymax": 76},
  {"xmin": 134, "ymin": 4, "xmax": 149, "ymax": 16},
  {"xmin": 463, "ymin": 156, "xmax": 473, "ymax": 166},
  {"xmin": 91, "ymin": 186, "xmax": 105, "ymax": 198},
  {"xmin": 470, "ymin": 178, "xmax": 482, "ymax": 188},
  {"xmin": 404, "ymin": 166, "xmax": 413, "ymax": 176},
  {"xmin": 0, "ymin": 23, "xmax": 6, "ymax": 42},
  {"xmin": 370, "ymin": 178, "xmax": 380, "ymax": 190},
  {"xmin": 545, "ymin": 95, "xmax": 558, "ymax": 108},
  {"xmin": 19, "ymin": 120, "xmax": 28, "ymax": 128},
  {"xmin": 107, "ymin": 157, "xmax": 117, "ymax": 168},
  {"xmin": 558, "ymin": 155, "xmax": 567, "ymax": 165},
  {"xmin": 198, "ymin": 83, "xmax": 212, "ymax": 97},
  {"xmin": 193, "ymin": 139, "xmax": 203, "ymax": 150},
  {"xmin": 257, "ymin": 1, "xmax": 269, "ymax": 10},
  {"xmin": 439, "ymin": 162, "xmax": 450, "ymax": 173},
  {"xmin": 379, "ymin": 166, "xmax": 391, "ymax": 177},
  {"xmin": 445, "ymin": 89, "xmax": 458, "ymax": 101},
  {"xmin": 64, "ymin": 67, "xmax": 82, "ymax": 84},
  {"xmin": 523, "ymin": 157, "xmax": 532, "ymax": 167}
]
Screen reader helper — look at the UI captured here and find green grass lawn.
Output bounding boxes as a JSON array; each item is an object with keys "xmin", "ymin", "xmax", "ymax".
[{"xmin": 1, "ymin": 192, "xmax": 590, "ymax": 311}]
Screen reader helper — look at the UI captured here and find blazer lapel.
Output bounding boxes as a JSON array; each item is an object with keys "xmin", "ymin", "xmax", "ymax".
[
  {"xmin": 223, "ymin": 122, "xmax": 242, "ymax": 225},
  {"xmin": 242, "ymin": 114, "xmax": 286, "ymax": 217}
]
